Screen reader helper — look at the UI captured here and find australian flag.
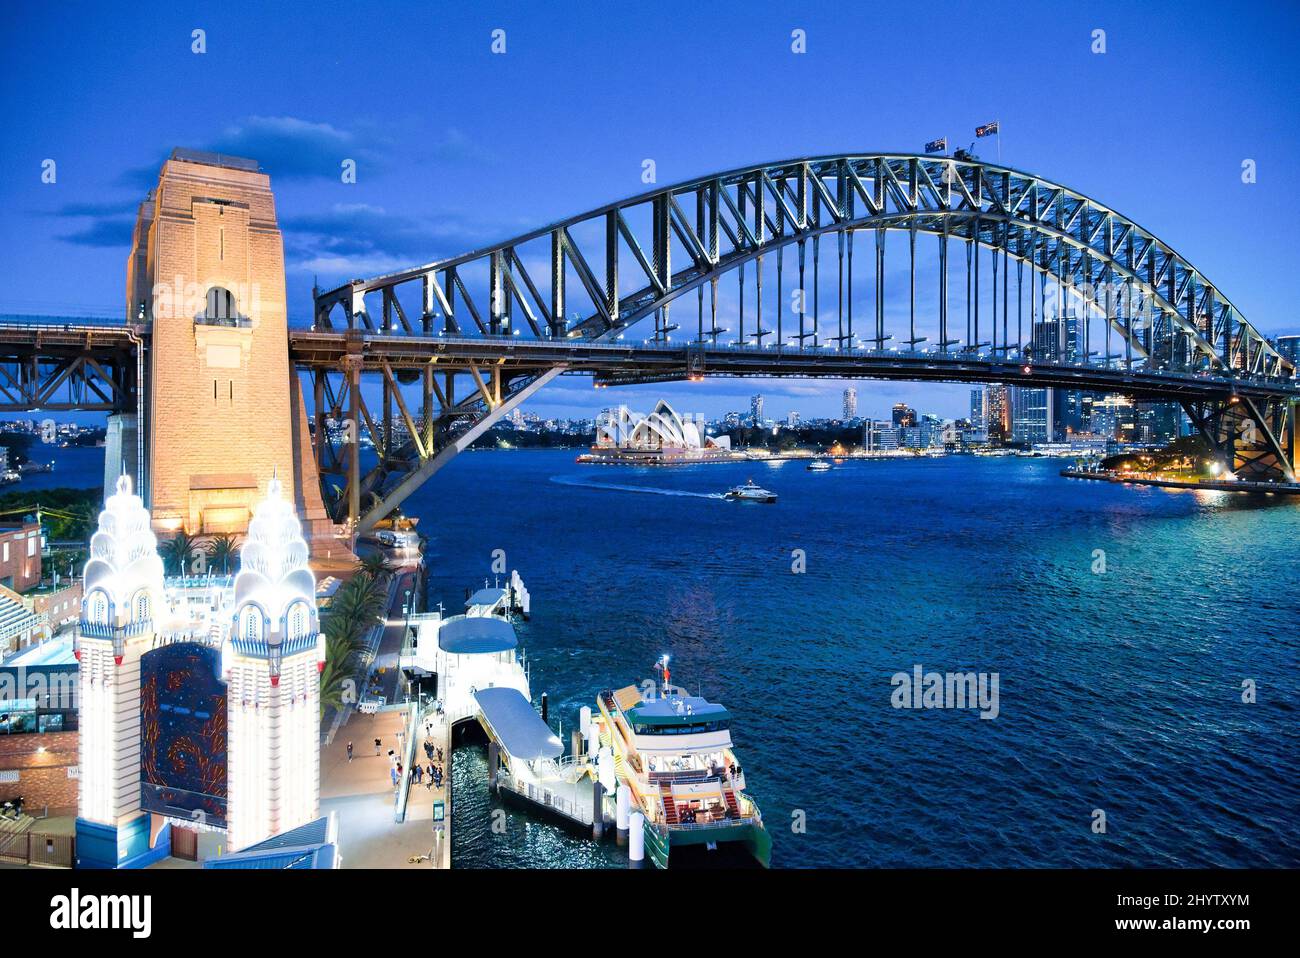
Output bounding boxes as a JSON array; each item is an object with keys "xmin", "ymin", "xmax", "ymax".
[
  {"xmin": 924, "ymin": 137, "xmax": 947, "ymax": 154},
  {"xmin": 975, "ymin": 121, "xmax": 1000, "ymax": 138}
]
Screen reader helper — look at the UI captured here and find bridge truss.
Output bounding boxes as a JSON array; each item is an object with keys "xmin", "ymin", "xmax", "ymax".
[
  {"xmin": 0, "ymin": 320, "xmax": 139, "ymax": 413},
  {"xmin": 309, "ymin": 153, "xmax": 1297, "ymax": 532}
]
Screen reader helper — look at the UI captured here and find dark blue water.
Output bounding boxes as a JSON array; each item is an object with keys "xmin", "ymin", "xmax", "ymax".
[{"xmin": 419, "ymin": 450, "xmax": 1300, "ymax": 868}]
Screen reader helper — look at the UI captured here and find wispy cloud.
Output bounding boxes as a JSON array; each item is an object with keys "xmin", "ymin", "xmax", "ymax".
[{"xmin": 280, "ymin": 202, "xmax": 502, "ymax": 280}]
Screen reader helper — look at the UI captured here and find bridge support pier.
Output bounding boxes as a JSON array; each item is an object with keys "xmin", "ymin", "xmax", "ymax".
[{"xmin": 1182, "ymin": 397, "xmax": 1296, "ymax": 483}]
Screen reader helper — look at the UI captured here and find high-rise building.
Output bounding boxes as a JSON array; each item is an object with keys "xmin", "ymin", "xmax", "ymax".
[
  {"xmin": 750, "ymin": 394, "xmax": 764, "ymax": 425},
  {"xmin": 892, "ymin": 403, "xmax": 917, "ymax": 428},
  {"xmin": 1276, "ymin": 335, "xmax": 1299, "ymax": 367},
  {"xmin": 842, "ymin": 387, "xmax": 857, "ymax": 420},
  {"xmin": 970, "ymin": 385, "xmax": 1010, "ymax": 443},
  {"xmin": 1010, "ymin": 386, "xmax": 1052, "ymax": 444},
  {"xmin": 787, "ymin": 410, "xmax": 800, "ymax": 427}
]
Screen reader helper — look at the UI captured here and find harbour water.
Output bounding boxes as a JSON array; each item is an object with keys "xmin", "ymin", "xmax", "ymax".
[
  {"xmin": 418, "ymin": 450, "xmax": 1299, "ymax": 868},
  {"xmin": 28, "ymin": 443, "xmax": 1299, "ymax": 867}
]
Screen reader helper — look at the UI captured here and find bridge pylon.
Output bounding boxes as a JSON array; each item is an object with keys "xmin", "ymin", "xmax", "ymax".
[
  {"xmin": 1182, "ymin": 396, "xmax": 1296, "ymax": 483},
  {"xmin": 125, "ymin": 148, "xmax": 334, "ymax": 549}
]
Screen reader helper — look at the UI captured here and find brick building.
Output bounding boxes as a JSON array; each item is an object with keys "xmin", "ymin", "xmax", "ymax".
[{"xmin": 0, "ymin": 519, "xmax": 41, "ymax": 593}]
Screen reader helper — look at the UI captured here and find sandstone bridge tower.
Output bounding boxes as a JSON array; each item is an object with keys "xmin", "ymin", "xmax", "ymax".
[{"xmin": 124, "ymin": 148, "xmax": 331, "ymax": 548}]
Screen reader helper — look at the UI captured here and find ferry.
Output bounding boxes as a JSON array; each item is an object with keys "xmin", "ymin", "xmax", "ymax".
[
  {"xmin": 593, "ymin": 657, "xmax": 771, "ymax": 869},
  {"xmin": 806, "ymin": 459, "xmax": 832, "ymax": 472},
  {"xmin": 724, "ymin": 479, "xmax": 777, "ymax": 503}
]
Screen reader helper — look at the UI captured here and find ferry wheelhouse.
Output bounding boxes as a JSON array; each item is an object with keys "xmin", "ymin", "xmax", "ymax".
[{"xmin": 594, "ymin": 660, "xmax": 770, "ymax": 868}]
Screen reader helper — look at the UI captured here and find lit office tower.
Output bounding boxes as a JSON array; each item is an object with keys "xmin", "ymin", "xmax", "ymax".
[
  {"xmin": 892, "ymin": 403, "xmax": 917, "ymax": 427},
  {"xmin": 77, "ymin": 475, "xmax": 167, "ymax": 857},
  {"xmin": 224, "ymin": 474, "xmax": 324, "ymax": 851},
  {"xmin": 750, "ymin": 394, "xmax": 765, "ymax": 425},
  {"xmin": 1276, "ymin": 335, "xmax": 1299, "ymax": 366},
  {"xmin": 787, "ymin": 410, "xmax": 800, "ymax": 427},
  {"xmin": 842, "ymin": 387, "xmax": 858, "ymax": 420},
  {"xmin": 1010, "ymin": 387, "xmax": 1052, "ymax": 444},
  {"xmin": 986, "ymin": 385, "xmax": 1010, "ymax": 442},
  {"xmin": 970, "ymin": 388, "xmax": 986, "ymax": 436}
]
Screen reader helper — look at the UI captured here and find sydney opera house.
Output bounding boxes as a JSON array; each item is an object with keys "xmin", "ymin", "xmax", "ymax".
[{"xmin": 580, "ymin": 401, "xmax": 734, "ymax": 464}]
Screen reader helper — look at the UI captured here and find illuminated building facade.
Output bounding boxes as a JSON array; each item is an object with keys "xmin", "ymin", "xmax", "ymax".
[{"xmin": 76, "ymin": 473, "xmax": 323, "ymax": 867}]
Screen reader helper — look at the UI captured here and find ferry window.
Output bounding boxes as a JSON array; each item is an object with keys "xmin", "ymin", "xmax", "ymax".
[{"xmin": 632, "ymin": 720, "xmax": 728, "ymax": 736}]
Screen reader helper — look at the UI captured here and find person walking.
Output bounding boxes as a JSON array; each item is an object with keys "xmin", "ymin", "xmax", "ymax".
[
  {"xmin": 374, "ymin": 737, "xmax": 381, "ymax": 757},
  {"xmin": 347, "ymin": 742, "xmax": 353, "ymax": 762}
]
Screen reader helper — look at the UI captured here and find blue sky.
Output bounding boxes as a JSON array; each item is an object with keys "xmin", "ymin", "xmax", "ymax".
[{"xmin": 2, "ymin": 0, "xmax": 1297, "ymax": 421}]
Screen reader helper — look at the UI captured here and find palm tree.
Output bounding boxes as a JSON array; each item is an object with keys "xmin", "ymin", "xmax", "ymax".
[
  {"xmin": 318, "ymin": 615, "xmax": 371, "ymax": 717},
  {"xmin": 159, "ymin": 530, "xmax": 201, "ymax": 576},
  {"xmin": 207, "ymin": 533, "xmax": 241, "ymax": 574},
  {"xmin": 358, "ymin": 551, "xmax": 387, "ymax": 582}
]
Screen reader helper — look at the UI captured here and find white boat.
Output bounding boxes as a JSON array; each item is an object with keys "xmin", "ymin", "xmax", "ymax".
[
  {"xmin": 806, "ymin": 459, "xmax": 832, "ymax": 471},
  {"xmin": 593, "ymin": 657, "xmax": 770, "ymax": 869},
  {"xmin": 724, "ymin": 479, "xmax": 777, "ymax": 503}
]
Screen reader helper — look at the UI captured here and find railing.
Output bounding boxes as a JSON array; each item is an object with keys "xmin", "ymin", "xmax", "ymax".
[
  {"xmin": 0, "ymin": 828, "xmax": 74, "ymax": 867},
  {"xmin": 498, "ymin": 770, "xmax": 594, "ymax": 826},
  {"xmin": 304, "ymin": 330, "xmax": 1298, "ymax": 388}
]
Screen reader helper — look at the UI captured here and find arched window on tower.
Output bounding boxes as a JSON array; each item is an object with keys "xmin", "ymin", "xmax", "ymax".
[
  {"xmin": 87, "ymin": 591, "xmax": 109, "ymax": 626},
  {"xmin": 240, "ymin": 606, "xmax": 263, "ymax": 642},
  {"xmin": 203, "ymin": 286, "xmax": 239, "ymax": 327},
  {"xmin": 133, "ymin": 590, "xmax": 151, "ymax": 624},
  {"xmin": 287, "ymin": 602, "xmax": 309, "ymax": 642}
]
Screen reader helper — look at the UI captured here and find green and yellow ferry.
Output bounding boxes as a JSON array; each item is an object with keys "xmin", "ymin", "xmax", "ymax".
[{"xmin": 594, "ymin": 656, "xmax": 770, "ymax": 868}]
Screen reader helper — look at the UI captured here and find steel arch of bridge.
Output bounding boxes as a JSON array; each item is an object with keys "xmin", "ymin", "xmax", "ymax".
[{"xmin": 309, "ymin": 153, "xmax": 1298, "ymax": 532}]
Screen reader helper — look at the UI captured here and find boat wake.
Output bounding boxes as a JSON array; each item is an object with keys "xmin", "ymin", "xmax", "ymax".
[{"xmin": 550, "ymin": 475, "xmax": 727, "ymax": 500}]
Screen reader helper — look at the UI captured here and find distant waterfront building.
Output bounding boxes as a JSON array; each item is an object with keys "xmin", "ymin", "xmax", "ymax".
[
  {"xmin": 750, "ymin": 394, "xmax": 764, "ymax": 425},
  {"xmin": 787, "ymin": 411, "xmax": 800, "ymax": 427},
  {"xmin": 970, "ymin": 385, "xmax": 1010, "ymax": 443},
  {"xmin": 864, "ymin": 420, "xmax": 901, "ymax": 451},
  {"xmin": 841, "ymin": 388, "xmax": 857, "ymax": 420},
  {"xmin": 892, "ymin": 403, "xmax": 917, "ymax": 428},
  {"xmin": 1010, "ymin": 387, "xmax": 1051, "ymax": 444},
  {"xmin": 586, "ymin": 399, "xmax": 731, "ymax": 463},
  {"xmin": 1275, "ymin": 335, "xmax": 1299, "ymax": 367}
]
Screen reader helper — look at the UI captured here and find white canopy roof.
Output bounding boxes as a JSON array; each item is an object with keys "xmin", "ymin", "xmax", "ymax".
[{"xmin": 474, "ymin": 687, "xmax": 563, "ymax": 761}]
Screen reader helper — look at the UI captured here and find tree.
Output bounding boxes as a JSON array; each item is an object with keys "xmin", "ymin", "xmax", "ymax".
[
  {"xmin": 159, "ymin": 530, "xmax": 201, "ymax": 576},
  {"xmin": 358, "ymin": 551, "xmax": 387, "ymax": 581},
  {"xmin": 207, "ymin": 533, "xmax": 241, "ymax": 574},
  {"xmin": 318, "ymin": 615, "xmax": 370, "ymax": 718}
]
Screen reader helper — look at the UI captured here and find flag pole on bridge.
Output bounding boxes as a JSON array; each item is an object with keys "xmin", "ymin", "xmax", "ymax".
[{"xmin": 975, "ymin": 120, "xmax": 1001, "ymax": 162}]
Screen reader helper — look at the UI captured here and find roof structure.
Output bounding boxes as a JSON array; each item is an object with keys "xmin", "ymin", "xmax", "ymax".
[
  {"xmin": 438, "ymin": 615, "xmax": 517, "ymax": 655},
  {"xmin": 474, "ymin": 687, "xmax": 563, "ymax": 761}
]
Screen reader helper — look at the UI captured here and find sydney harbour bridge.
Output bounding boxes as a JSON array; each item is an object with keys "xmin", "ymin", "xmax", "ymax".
[{"xmin": 1, "ymin": 152, "xmax": 1296, "ymax": 536}]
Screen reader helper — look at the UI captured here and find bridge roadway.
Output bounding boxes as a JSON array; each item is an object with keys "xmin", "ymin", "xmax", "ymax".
[
  {"xmin": 2, "ymin": 318, "xmax": 1295, "ymax": 407},
  {"xmin": 285, "ymin": 329, "xmax": 1300, "ymax": 403}
]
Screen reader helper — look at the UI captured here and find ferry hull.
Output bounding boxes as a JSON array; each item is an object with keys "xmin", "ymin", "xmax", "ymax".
[{"xmin": 644, "ymin": 818, "xmax": 771, "ymax": 869}]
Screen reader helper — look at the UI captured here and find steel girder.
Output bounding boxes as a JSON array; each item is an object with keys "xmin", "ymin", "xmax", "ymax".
[
  {"xmin": 1182, "ymin": 396, "xmax": 1296, "ymax": 482},
  {"xmin": 309, "ymin": 154, "xmax": 1299, "ymax": 527},
  {"xmin": 0, "ymin": 321, "xmax": 139, "ymax": 412}
]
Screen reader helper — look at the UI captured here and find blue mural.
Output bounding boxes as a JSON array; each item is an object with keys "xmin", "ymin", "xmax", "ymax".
[{"xmin": 140, "ymin": 642, "xmax": 227, "ymax": 826}]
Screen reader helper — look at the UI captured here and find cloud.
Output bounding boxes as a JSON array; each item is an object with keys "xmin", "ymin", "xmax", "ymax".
[
  {"xmin": 280, "ymin": 202, "xmax": 503, "ymax": 282},
  {"xmin": 425, "ymin": 127, "xmax": 496, "ymax": 165},
  {"xmin": 208, "ymin": 115, "xmax": 382, "ymax": 181}
]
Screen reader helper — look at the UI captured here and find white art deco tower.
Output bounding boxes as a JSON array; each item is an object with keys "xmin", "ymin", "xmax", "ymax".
[
  {"xmin": 77, "ymin": 475, "xmax": 167, "ymax": 833},
  {"xmin": 224, "ymin": 474, "xmax": 324, "ymax": 850}
]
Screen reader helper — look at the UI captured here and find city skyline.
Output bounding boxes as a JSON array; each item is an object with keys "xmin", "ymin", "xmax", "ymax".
[{"xmin": 2, "ymin": 2, "xmax": 1298, "ymax": 422}]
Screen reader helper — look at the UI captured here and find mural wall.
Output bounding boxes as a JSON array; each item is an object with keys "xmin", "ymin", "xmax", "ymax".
[{"xmin": 139, "ymin": 642, "xmax": 227, "ymax": 826}]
